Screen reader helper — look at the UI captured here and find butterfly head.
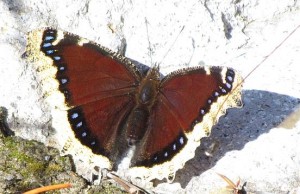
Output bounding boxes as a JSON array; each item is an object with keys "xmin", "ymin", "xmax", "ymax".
[{"xmin": 145, "ymin": 64, "xmax": 160, "ymax": 81}]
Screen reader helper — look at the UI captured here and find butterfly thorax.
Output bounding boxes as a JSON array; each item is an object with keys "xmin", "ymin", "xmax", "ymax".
[{"xmin": 125, "ymin": 67, "xmax": 160, "ymax": 145}]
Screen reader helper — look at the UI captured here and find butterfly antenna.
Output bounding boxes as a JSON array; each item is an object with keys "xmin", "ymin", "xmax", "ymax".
[
  {"xmin": 157, "ymin": 26, "xmax": 185, "ymax": 66},
  {"xmin": 216, "ymin": 24, "xmax": 300, "ymax": 118},
  {"xmin": 145, "ymin": 18, "xmax": 154, "ymax": 66}
]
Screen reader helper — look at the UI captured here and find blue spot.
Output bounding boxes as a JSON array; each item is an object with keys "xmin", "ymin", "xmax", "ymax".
[
  {"xmin": 226, "ymin": 83, "xmax": 231, "ymax": 89},
  {"xmin": 46, "ymin": 50, "xmax": 54, "ymax": 55},
  {"xmin": 76, "ymin": 121, "xmax": 82, "ymax": 128},
  {"xmin": 173, "ymin": 144, "xmax": 176, "ymax": 150},
  {"xmin": 200, "ymin": 109, "xmax": 205, "ymax": 115},
  {"xmin": 61, "ymin": 78, "xmax": 67, "ymax": 84},
  {"xmin": 71, "ymin": 113, "xmax": 79, "ymax": 119},
  {"xmin": 227, "ymin": 75, "xmax": 233, "ymax": 82},
  {"xmin": 44, "ymin": 36, "xmax": 54, "ymax": 41},
  {"xmin": 53, "ymin": 56, "xmax": 61, "ymax": 61},
  {"xmin": 179, "ymin": 137, "xmax": 184, "ymax": 145},
  {"xmin": 59, "ymin": 66, "xmax": 65, "ymax": 71},
  {"xmin": 43, "ymin": 42, "xmax": 52, "ymax": 48}
]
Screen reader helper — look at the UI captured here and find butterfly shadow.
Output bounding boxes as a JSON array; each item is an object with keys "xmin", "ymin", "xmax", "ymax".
[{"xmin": 165, "ymin": 89, "xmax": 300, "ymax": 188}]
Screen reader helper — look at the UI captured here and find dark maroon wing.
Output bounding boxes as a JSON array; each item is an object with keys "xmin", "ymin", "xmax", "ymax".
[
  {"xmin": 39, "ymin": 28, "xmax": 141, "ymax": 159},
  {"xmin": 133, "ymin": 67, "xmax": 239, "ymax": 167},
  {"xmin": 133, "ymin": 98, "xmax": 187, "ymax": 167}
]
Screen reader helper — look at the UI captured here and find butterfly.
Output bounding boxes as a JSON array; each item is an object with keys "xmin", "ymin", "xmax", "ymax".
[{"xmin": 26, "ymin": 28, "xmax": 242, "ymax": 181}]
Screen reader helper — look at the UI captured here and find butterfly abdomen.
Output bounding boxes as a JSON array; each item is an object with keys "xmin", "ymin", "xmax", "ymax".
[{"xmin": 125, "ymin": 108, "xmax": 149, "ymax": 145}]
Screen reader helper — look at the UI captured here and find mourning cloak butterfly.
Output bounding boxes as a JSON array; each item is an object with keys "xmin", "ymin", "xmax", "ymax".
[{"xmin": 26, "ymin": 28, "xmax": 242, "ymax": 181}]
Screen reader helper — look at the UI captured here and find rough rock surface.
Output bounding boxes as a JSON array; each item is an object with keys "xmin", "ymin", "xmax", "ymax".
[{"xmin": 0, "ymin": 0, "xmax": 300, "ymax": 193}]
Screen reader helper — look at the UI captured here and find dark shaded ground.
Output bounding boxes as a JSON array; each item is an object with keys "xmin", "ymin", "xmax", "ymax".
[{"xmin": 173, "ymin": 90, "xmax": 300, "ymax": 188}]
